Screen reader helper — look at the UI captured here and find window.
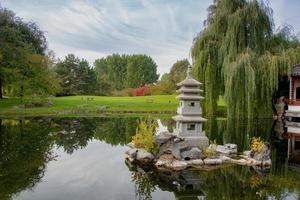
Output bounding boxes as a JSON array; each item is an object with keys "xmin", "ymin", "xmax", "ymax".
[
  {"xmin": 187, "ymin": 124, "xmax": 195, "ymax": 130},
  {"xmin": 188, "ymin": 102, "xmax": 195, "ymax": 107}
]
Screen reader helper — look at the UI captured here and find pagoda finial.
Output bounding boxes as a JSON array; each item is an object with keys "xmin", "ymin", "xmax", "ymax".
[{"xmin": 187, "ymin": 65, "xmax": 193, "ymax": 79}]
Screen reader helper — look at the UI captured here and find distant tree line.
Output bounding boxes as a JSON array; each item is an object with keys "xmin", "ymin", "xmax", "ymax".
[
  {"xmin": 94, "ymin": 54, "xmax": 159, "ymax": 94},
  {"xmin": 0, "ymin": 7, "xmax": 163, "ymax": 99}
]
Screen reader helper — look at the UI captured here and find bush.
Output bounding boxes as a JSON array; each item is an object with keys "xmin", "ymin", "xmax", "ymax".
[
  {"xmin": 250, "ymin": 137, "xmax": 265, "ymax": 153},
  {"xmin": 149, "ymin": 84, "xmax": 174, "ymax": 95},
  {"xmin": 111, "ymin": 88, "xmax": 134, "ymax": 96},
  {"xmin": 132, "ymin": 120, "xmax": 158, "ymax": 152},
  {"xmin": 132, "ymin": 85, "xmax": 150, "ymax": 96},
  {"xmin": 202, "ymin": 140, "xmax": 217, "ymax": 158}
]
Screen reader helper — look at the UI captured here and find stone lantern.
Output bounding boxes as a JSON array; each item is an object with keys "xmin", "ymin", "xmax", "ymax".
[{"xmin": 172, "ymin": 65, "xmax": 209, "ymax": 147}]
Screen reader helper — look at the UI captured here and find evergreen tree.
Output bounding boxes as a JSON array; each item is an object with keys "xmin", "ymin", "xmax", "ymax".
[{"xmin": 55, "ymin": 54, "xmax": 98, "ymax": 95}]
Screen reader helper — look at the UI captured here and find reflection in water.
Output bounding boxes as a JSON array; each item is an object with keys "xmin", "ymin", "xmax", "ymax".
[
  {"xmin": 128, "ymin": 162, "xmax": 300, "ymax": 200},
  {"xmin": 0, "ymin": 117, "xmax": 299, "ymax": 200}
]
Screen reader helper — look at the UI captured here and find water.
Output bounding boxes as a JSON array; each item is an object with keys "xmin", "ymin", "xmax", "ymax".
[{"xmin": 0, "ymin": 117, "xmax": 299, "ymax": 200}]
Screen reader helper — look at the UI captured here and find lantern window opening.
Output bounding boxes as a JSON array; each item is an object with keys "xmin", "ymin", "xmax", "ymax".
[{"xmin": 187, "ymin": 124, "xmax": 196, "ymax": 131}]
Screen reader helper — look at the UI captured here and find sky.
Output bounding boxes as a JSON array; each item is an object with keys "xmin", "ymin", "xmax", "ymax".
[{"xmin": 1, "ymin": 0, "xmax": 300, "ymax": 75}]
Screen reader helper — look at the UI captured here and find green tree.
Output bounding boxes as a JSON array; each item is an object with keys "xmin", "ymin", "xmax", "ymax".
[
  {"xmin": 126, "ymin": 54, "xmax": 159, "ymax": 88},
  {"xmin": 169, "ymin": 59, "xmax": 189, "ymax": 84},
  {"xmin": 0, "ymin": 7, "xmax": 58, "ymax": 99},
  {"xmin": 94, "ymin": 58, "xmax": 111, "ymax": 95},
  {"xmin": 191, "ymin": 0, "xmax": 300, "ymax": 118},
  {"xmin": 55, "ymin": 54, "xmax": 98, "ymax": 95},
  {"xmin": 94, "ymin": 54, "xmax": 159, "ymax": 91}
]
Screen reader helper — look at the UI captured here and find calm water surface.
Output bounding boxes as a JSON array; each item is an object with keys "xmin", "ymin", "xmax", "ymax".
[{"xmin": 0, "ymin": 117, "xmax": 299, "ymax": 200}]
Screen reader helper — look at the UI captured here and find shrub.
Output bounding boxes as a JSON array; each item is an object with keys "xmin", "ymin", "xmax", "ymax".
[
  {"xmin": 250, "ymin": 137, "xmax": 265, "ymax": 153},
  {"xmin": 202, "ymin": 140, "xmax": 217, "ymax": 158},
  {"xmin": 149, "ymin": 84, "xmax": 174, "ymax": 95},
  {"xmin": 112, "ymin": 88, "xmax": 134, "ymax": 96},
  {"xmin": 132, "ymin": 85, "xmax": 150, "ymax": 96},
  {"xmin": 132, "ymin": 120, "xmax": 158, "ymax": 152}
]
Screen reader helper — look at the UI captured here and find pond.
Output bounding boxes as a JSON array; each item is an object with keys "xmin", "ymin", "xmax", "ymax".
[{"xmin": 0, "ymin": 117, "xmax": 299, "ymax": 200}]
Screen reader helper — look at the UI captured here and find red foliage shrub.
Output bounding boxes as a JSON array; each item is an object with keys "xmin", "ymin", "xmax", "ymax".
[{"xmin": 132, "ymin": 85, "xmax": 150, "ymax": 96}]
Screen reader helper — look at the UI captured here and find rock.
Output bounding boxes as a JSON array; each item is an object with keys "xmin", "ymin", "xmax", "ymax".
[
  {"xmin": 203, "ymin": 158, "xmax": 222, "ymax": 165},
  {"xmin": 230, "ymin": 159, "xmax": 249, "ymax": 165},
  {"xmin": 155, "ymin": 131, "xmax": 175, "ymax": 146},
  {"xmin": 220, "ymin": 155, "xmax": 231, "ymax": 162},
  {"xmin": 216, "ymin": 144, "xmax": 237, "ymax": 157},
  {"xmin": 155, "ymin": 154, "xmax": 188, "ymax": 170},
  {"xmin": 225, "ymin": 143, "xmax": 237, "ymax": 149},
  {"xmin": 155, "ymin": 154, "xmax": 174, "ymax": 167},
  {"xmin": 158, "ymin": 139, "xmax": 189, "ymax": 160},
  {"xmin": 170, "ymin": 160, "xmax": 188, "ymax": 170},
  {"xmin": 190, "ymin": 159, "xmax": 204, "ymax": 165},
  {"xmin": 251, "ymin": 145, "xmax": 271, "ymax": 161},
  {"xmin": 181, "ymin": 147, "xmax": 202, "ymax": 160},
  {"xmin": 174, "ymin": 137, "xmax": 184, "ymax": 143},
  {"xmin": 136, "ymin": 149, "xmax": 154, "ymax": 163},
  {"xmin": 127, "ymin": 142, "xmax": 135, "ymax": 149},
  {"xmin": 262, "ymin": 159, "xmax": 272, "ymax": 166},
  {"xmin": 243, "ymin": 150, "xmax": 251, "ymax": 157},
  {"xmin": 125, "ymin": 148, "xmax": 138, "ymax": 159}
]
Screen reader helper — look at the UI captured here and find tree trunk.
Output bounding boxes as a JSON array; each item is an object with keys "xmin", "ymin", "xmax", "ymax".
[{"xmin": 0, "ymin": 78, "xmax": 3, "ymax": 99}]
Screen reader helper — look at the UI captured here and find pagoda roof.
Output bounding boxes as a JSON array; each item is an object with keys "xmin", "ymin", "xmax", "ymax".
[
  {"xmin": 292, "ymin": 64, "xmax": 300, "ymax": 76},
  {"xmin": 176, "ymin": 88, "xmax": 203, "ymax": 93},
  {"xmin": 177, "ymin": 78, "xmax": 202, "ymax": 87},
  {"xmin": 176, "ymin": 94, "xmax": 204, "ymax": 100},
  {"xmin": 172, "ymin": 115, "xmax": 207, "ymax": 122}
]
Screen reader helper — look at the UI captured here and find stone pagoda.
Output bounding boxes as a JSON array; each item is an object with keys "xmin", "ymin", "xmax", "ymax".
[{"xmin": 172, "ymin": 65, "xmax": 209, "ymax": 147}]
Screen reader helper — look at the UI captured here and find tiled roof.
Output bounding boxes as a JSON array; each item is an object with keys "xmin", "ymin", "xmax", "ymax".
[{"xmin": 292, "ymin": 64, "xmax": 300, "ymax": 76}]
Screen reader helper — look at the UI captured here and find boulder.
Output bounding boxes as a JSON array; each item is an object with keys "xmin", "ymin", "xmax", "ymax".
[
  {"xmin": 251, "ymin": 145, "xmax": 271, "ymax": 161},
  {"xmin": 158, "ymin": 139, "xmax": 189, "ymax": 160},
  {"xmin": 216, "ymin": 144, "xmax": 237, "ymax": 157},
  {"xmin": 181, "ymin": 147, "xmax": 202, "ymax": 160},
  {"xmin": 126, "ymin": 142, "xmax": 135, "ymax": 149},
  {"xmin": 155, "ymin": 131, "xmax": 175, "ymax": 146},
  {"xmin": 136, "ymin": 149, "xmax": 154, "ymax": 163},
  {"xmin": 125, "ymin": 148, "xmax": 138, "ymax": 159}
]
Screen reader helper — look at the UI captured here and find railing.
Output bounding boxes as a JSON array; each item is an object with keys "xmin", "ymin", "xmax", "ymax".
[{"xmin": 288, "ymin": 99, "xmax": 300, "ymax": 105}]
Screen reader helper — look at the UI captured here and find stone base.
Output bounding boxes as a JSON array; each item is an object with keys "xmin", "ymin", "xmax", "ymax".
[{"xmin": 183, "ymin": 136, "xmax": 209, "ymax": 148}]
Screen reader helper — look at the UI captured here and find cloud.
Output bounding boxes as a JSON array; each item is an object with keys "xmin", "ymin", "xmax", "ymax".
[{"xmin": 1, "ymin": 0, "xmax": 299, "ymax": 75}]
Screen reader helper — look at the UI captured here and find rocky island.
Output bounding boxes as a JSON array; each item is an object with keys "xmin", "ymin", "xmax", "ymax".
[{"xmin": 125, "ymin": 66, "xmax": 271, "ymax": 170}]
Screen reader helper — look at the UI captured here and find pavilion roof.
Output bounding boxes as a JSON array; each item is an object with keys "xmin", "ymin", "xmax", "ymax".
[
  {"xmin": 292, "ymin": 64, "xmax": 300, "ymax": 76},
  {"xmin": 177, "ymin": 78, "xmax": 202, "ymax": 87}
]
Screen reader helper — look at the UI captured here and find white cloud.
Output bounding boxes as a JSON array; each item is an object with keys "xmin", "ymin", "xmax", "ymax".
[{"xmin": 2, "ymin": 0, "xmax": 299, "ymax": 75}]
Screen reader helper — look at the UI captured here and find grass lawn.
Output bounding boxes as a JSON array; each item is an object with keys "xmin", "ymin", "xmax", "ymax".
[{"xmin": 0, "ymin": 95, "xmax": 226, "ymax": 117}]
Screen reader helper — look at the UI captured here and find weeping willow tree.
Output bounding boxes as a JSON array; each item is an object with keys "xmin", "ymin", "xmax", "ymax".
[{"xmin": 192, "ymin": 0, "xmax": 300, "ymax": 119}]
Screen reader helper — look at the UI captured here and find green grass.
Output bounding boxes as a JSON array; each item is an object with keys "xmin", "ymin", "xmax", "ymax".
[{"xmin": 0, "ymin": 95, "xmax": 226, "ymax": 117}]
